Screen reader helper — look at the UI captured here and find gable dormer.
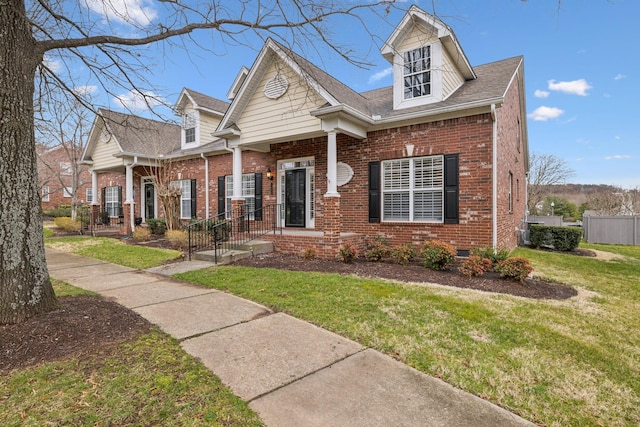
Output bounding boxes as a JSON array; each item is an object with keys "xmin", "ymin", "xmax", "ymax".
[
  {"xmin": 381, "ymin": 6, "xmax": 476, "ymax": 110},
  {"xmin": 174, "ymin": 88, "xmax": 230, "ymax": 150}
]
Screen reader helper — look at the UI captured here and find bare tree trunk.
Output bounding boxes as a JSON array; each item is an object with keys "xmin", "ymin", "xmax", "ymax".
[{"xmin": 0, "ymin": 0, "xmax": 58, "ymax": 324}]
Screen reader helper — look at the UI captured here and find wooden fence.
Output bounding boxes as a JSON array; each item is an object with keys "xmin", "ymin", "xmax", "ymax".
[{"xmin": 583, "ymin": 215, "xmax": 640, "ymax": 245}]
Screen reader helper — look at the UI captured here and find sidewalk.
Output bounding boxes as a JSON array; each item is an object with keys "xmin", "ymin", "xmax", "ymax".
[{"xmin": 46, "ymin": 248, "xmax": 535, "ymax": 427}]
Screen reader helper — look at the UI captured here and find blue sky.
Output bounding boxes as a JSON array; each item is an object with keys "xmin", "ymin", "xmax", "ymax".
[{"xmin": 54, "ymin": 0, "xmax": 638, "ymax": 189}]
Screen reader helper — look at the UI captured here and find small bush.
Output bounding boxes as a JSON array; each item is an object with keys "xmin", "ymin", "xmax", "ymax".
[
  {"xmin": 529, "ymin": 224, "xmax": 582, "ymax": 252},
  {"xmin": 496, "ymin": 257, "xmax": 533, "ymax": 282},
  {"xmin": 470, "ymin": 246, "xmax": 510, "ymax": 268},
  {"xmin": 390, "ymin": 244, "xmax": 416, "ymax": 265},
  {"xmin": 364, "ymin": 238, "xmax": 390, "ymax": 261},
  {"xmin": 459, "ymin": 256, "xmax": 493, "ymax": 277},
  {"xmin": 132, "ymin": 226, "xmax": 152, "ymax": 242},
  {"xmin": 166, "ymin": 229, "xmax": 188, "ymax": 250},
  {"xmin": 337, "ymin": 243, "xmax": 358, "ymax": 263},
  {"xmin": 302, "ymin": 247, "xmax": 317, "ymax": 259},
  {"xmin": 147, "ymin": 218, "xmax": 167, "ymax": 235},
  {"xmin": 54, "ymin": 216, "xmax": 81, "ymax": 232},
  {"xmin": 420, "ymin": 240, "xmax": 456, "ymax": 271}
]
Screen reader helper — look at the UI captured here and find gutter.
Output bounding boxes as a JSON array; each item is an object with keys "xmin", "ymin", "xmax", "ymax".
[{"xmin": 491, "ymin": 104, "xmax": 498, "ymax": 249}]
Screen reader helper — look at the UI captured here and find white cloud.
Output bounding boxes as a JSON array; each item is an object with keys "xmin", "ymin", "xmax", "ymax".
[
  {"xmin": 527, "ymin": 106, "xmax": 564, "ymax": 122},
  {"xmin": 84, "ymin": 0, "xmax": 157, "ymax": 27},
  {"xmin": 548, "ymin": 79, "xmax": 592, "ymax": 96},
  {"xmin": 534, "ymin": 89, "xmax": 550, "ymax": 98},
  {"xmin": 604, "ymin": 155, "xmax": 631, "ymax": 160},
  {"xmin": 73, "ymin": 85, "xmax": 98, "ymax": 96},
  {"xmin": 614, "ymin": 73, "xmax": 627, "ymax": 80},
  {"xmin": 42, "ymin": 55, "xmax": 62, "ymax": 73},
  {"xmin": 114, "ymin": 90, "xmax": 164, "ymax": 111},
  {"xmin": 368, "ymin": 67, "xmax": 393, "ymax": 84}
]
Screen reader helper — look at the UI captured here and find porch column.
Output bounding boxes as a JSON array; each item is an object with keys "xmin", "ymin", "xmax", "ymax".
[
  {"xmin": 90, "ymin": 169, "xmax": 100, "ymax": 229},
  {"xmin": 324, "ymin": 129, "xmax": 339, "ymax": 197},
  {"xmin": 125, "ymin": 163, "xmax": 134, "ymax": 234},
  {"xmin": 232, "ymin": 146, "xmax": 243, "ymax": 200}
]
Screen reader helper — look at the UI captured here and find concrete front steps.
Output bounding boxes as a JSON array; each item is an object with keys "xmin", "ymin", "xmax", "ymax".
[{"xmin": 193, "ymin": 240, "xmax": 273, "ymax": 265}]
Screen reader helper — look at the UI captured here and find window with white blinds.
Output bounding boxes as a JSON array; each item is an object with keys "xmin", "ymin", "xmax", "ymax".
[
  {"xmin": 225, "ymin": 174, "xmax": 256, "ymax": 218},
  {"xmin": 171, "ymin": 179, "xmax": 193, "ymax": 218},
  {"xmin": 382, "ymin": 155, "xmax": 443, "ymax": 222}
]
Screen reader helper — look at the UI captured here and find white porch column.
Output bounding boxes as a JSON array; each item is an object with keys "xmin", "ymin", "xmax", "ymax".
[
  {"xmin": 324, "ymin": 129, "xmax": 340, "ymax": 197},
  {"xmin": 125, "ymin": 163, "xmax": 134, "ymax": 203},
  {"xmin": 232, "ymin": 146, "xmax": 243, "ymax": 200},
  {"xmin": 90, "ymin": 169, "xmax": 99, "ymax": 205}
]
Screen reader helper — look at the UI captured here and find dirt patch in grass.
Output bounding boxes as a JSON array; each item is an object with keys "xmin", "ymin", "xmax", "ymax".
[
  {"xmin": 232, "ymin": 253, "xmax": 578, "ymax": 300},
  {"xmin": 0, "ymin": 295, "xmax": 151, "ymax": 374}
]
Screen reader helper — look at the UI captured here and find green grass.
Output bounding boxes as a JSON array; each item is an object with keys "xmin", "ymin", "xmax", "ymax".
[
  {"xmin": 45, "ymin": 236, "xmax": 181, "ymax": 269},
  {"xmin": 52, "ymin": 278, "xmax": 95, "ymax": 297},
  {"xmin": 1, "ymin": 280, "xmax": 263, "ymax": 426},
  {"xmin": 176, "ymin": 244, "xmax": 640, "ymax": 426}
]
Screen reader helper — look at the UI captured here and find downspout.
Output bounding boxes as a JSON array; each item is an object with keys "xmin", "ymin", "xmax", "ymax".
[
  {"xmin": 491, "ymin": 104, "xmax": 498, "ymax": 249},
  {"xmin": 201, "ymin": 153, "xmax": 209, "ymax": 219},
  {"xmin": 128, "ymin": 156, "xmax": 139, "ymax": 233}
]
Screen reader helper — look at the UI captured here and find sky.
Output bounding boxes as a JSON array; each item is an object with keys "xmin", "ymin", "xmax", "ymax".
[{"xmin": 49, "ymin": 0, "xmax": 639, "ymax": 189}]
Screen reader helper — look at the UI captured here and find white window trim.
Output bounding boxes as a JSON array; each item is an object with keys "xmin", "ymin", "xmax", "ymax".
[
  {"xmin": 225, "ymin": 174, "xmax": 256, "ymax": 219},
  {"xmin": 393, "ymin": 42, "xmax": 443, "ymax": 110},
  {"xmin": 42, "ymin": 186, "xmax": 50, "ymax": 202},
  {"xmin": 381, "ymin": 155, "xmax": 444, "ymax": 223},
  {"xmin": 104, "ymin": 186, "xmax": 120, "ymax": 217},
  {"xmin": 86, "ymin": 188, "xmax": 93, "ymax": 204},
  {"xmin": 63, "ymin": 186, "xmax": 72, "ymax": 198},
  {"xmin": 277, "ymin": 156, "xmax": 315, "ymax": 229},
  {"xmin": 171, "ymin": 179, "xmax": 193, "ymax": 219},
  {"xmin": 181, "ymin": 110, "xmax": 200, "ymax": 149}
]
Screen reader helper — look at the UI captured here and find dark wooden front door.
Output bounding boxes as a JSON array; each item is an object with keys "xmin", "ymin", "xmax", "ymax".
[{"xmin": 285, "ymin": 169, "xmax": 305, "ymax": 227}]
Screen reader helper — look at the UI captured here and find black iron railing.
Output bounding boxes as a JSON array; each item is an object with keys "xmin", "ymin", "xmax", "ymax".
[
  {"xmin": 78, "ymin": 208, "xmax": 124, "ymax": 236},
  {"xmin": 187, "ymin": 203, "xmax": 281, "ymax": 262}
]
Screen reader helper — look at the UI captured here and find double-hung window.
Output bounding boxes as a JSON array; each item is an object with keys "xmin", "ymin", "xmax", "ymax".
[
  {"xmin": 183, "ymin": 111, "xmax": 197, "ymax": 145},
  {"xmin": 382, "ymin": 155, "xmax": 443, "ymax": 222},
  {"xmin": 171, "ymin": 179, "xmax": 194, "ymax": 218},
  {"xmin": 104, "ymin": 186, "xmax": 121, "ymax": 217},
  {"xmin": 403, "ymin": 46, "xmax": 431, "ymax": 99},
  {"xmin": 225, "ymin": 174, "xmax": 256, "ymax": 218},
  {"xmin": 42, "ymin": 186, "xmax": 50, "ymax": 202}
]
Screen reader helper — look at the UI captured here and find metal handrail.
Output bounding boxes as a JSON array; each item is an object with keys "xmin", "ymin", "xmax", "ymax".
[{"xmin": 187, "ymin": 203, "xmax": 282, "ymax": 262}]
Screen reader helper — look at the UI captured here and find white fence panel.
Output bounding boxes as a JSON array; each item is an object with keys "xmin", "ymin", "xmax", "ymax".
[{"xmin": 583, "ymin": 215, "xmax": 640, "ymax": 245}]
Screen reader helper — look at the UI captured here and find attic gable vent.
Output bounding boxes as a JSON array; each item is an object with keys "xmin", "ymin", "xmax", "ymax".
[
  {"xmin": 336, "ymin": 162, "xmax": 354, "ymax": 186},
  {"xmin": 264, "ymin": 75, "xmax": 289, "ymax": 99}
]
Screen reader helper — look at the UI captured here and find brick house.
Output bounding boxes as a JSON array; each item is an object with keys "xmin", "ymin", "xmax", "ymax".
[
  {"xmin": 82, "ymin": 6, "xmax": 529, "ymax": 257},
  {"xmin": 37, "ymin": 144, "xmax": 92, "ymax": 213}
]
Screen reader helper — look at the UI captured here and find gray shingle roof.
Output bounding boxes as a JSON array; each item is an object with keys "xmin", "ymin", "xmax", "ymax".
[
  {"xmin": 99, "ymin": 109, "xmax": 180, "ymax": 156},
  {"xmin": 183, "ymin": 88, "xmax": 230, "ymax": 115}
]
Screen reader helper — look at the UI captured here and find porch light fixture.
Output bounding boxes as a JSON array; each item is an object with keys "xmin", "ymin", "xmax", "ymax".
[{"xmin": 266, "ymin": 167, "xmax": 274, "ymax": 195}]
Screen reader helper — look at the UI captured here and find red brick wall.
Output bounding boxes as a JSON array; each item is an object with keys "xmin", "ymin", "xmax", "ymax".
[{"xmin": 38, "ymin": 147, "xmax": 92, "ymax": 212}]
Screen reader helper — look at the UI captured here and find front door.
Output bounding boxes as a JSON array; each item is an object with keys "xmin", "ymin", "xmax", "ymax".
[
  {"xmin": 144, "ymin": 180, "xmax": 155, "ymax": 220},
  {"xmin": 285, "ymin": 169, "xmax": 306, "ymax": 227}
]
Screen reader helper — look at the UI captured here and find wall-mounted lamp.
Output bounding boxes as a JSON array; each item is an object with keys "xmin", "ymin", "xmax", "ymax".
[{"xmin": 266, "ymin": 167, "xmax": 274, "ymax": 195}]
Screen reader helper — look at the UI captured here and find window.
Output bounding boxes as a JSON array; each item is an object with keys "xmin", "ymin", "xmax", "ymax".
[
  {"xmin": 171, "ymin": 179, "xmax": 194, "ymax": 218},
  {"xmin": 226, "ymin": 174, "xmax": 256, "ymax": 218},
  {"xmin": 86, "ymin": 188, "xmax": 93, "ymax": 203},
  {"xmin": 42, "ymin": 186, "xmax": 50, "ymax": 202},
  {"xmin": 104, "ymin": 186, "xmax": 121, "ymax": 217},
  {"xmin": 60, "ymin": 162, "xmax": 72, "ymax": 175},
  {"xmin": 403, "ymin": 46, "xmax": 431, "ymax": 100},
  {"xmin": 63, "ymin": 186, "xmax": 72, "ymax": 198},
  {"xmin": 183, "ymin": 111, "xmax": 197, "ymax": 145},
  {"xmin": 508, "ymin": 172, "xmax": 514, "ymax": 213},
  {"xmin": 382, "ymin": 155, "xmax": 443, "ymax": 222}
]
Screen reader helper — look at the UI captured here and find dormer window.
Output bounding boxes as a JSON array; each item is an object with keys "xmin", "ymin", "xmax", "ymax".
[
  {"xmin": 404, "ymin": 46, "xmax": 431, "ymax": 100},
  {"xmin": 182, "ymin": 110, "xmax": 198, "ymax": 147}
]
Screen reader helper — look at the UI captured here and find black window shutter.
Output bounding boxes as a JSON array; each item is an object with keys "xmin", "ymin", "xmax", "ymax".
[
  {"xmin": 444, "ymin": 154, "xmax": 459, "ymax": 224},
  {"xmin": 254, "ymin": 172, "xmax": 263, "ymax": 221},
  {"xmin": 368, "ymin": 162, "xmax": 381, "ymax": 223},
  {"xmin": 117, "ymin": 186, "xmax": 123, "ymax": 217},
  {"xmin": 190, "ymin": 179, "xmax": 197, "ymax": 219},
  {"xmin": 217, "ymin": 176, "xmax": 225, "ymax": 219},
  {"xmin": 101, "ymin": 187, "xmax": 106, "ymax": 212}
]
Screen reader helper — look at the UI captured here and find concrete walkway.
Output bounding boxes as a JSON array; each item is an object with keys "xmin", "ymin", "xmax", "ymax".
[{"xmin": 46, "ymin": 248, "xmax": 535, "ymax": 427}]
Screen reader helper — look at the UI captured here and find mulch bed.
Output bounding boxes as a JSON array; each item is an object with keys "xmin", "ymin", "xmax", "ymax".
[
  {"xmin": 232, "ymin": 253, "xmax": 578, "ymax": 300},
  {"xmin": 0, "ymin": 296, "xmax": 152, "ymax": 374}
]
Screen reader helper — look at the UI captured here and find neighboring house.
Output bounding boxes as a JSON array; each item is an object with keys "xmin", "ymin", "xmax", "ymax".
[
  {"xmin": 37, "ymin": 144, "xmax": 92, "ymax": 212},
  {"xmin": 82, "ymin": 6, "xmax": 529, "ymax": 257}
]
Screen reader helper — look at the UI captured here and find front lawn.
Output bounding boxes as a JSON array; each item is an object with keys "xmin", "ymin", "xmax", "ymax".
[
  {"xmin": 45, "ymin": 236, "xmax": 181, "ymax": 269},
  {"xmin": 176, "ymin": 244, "xmax": 640, "ymax": 426}
]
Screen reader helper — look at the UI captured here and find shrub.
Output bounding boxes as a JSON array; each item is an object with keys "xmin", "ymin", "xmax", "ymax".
[
  {"xmin": 166, "ymin": 229, "xmax": 188, "ymax": 250},
  {"xmin": 54, "ymin": 216, "xmax": 81, "ymax": 232},
  {"xmin": 302, "ymin": 247, "xmax": 317, "ymax": 259},
  {"xmin": 529, "ymin": 224, "xmax": 582, "ymax": 251},
  {"xmin": 420, "ymin": 240, "xmax": 456, "ymax": 271},
  {"xmin": 337, "ymin": 243, "xmax": 358, "ymax": 263},
  {"xmin": 390, "ymin": 244, "xmax": 416, "ymax": 265},
  {"xmin": 459, "ymin": 256, "xmax": 493, "ymax": 277},
  {"xmin": 132, "ymin": 226, "xmax": 151, "ymax": 242},
  {"xmin": 496, "ymin": 257, "xmax": 533, "ymax": 282},
  {"xmin": 147, "ymin": 218, "xmax": 167, "ymax": 235},
  {"xmin": 470, "ymin": 246, "xmax": 510, "ymax": 266},
  {"xmin": 364, "ymin": 238, "xmax": 390, "ymax": 261}
]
